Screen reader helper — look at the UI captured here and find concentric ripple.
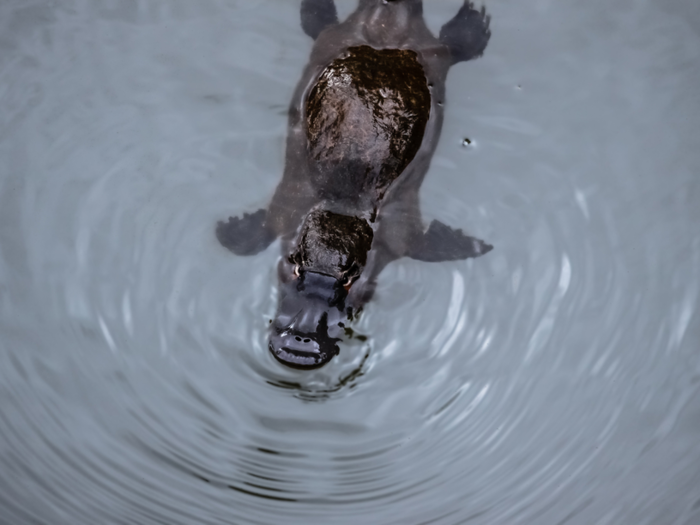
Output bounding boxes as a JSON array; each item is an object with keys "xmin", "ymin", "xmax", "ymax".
[{"xmin": 1, "ymin": 1, "xmax": 699, "ymax": 524}]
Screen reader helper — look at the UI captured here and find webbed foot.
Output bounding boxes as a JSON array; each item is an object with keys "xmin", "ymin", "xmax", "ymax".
[
  {"xmin": 409, "ymin": 220, "xmax": 493, "ymax": 262},
  {"xmin": 439, "ymin": 1, "xmax": 491, "ymax": 65},
  {"xmin": 216, "ymin": 208, "xmax": 276, "ymax": 256},
  {"xmin": 301, "ymin": 0, "xmax": 338, "ymax": 40}
]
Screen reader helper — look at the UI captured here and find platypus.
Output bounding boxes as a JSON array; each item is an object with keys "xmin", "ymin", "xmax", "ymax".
[{"xmin": 217, "ymin": 0, "xmax": 493, "ymax": 369}]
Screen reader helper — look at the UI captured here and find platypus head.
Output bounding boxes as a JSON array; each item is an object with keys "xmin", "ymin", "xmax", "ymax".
[{"xmin": 269, "ymin": 210, "xmax": 373, "ymax": 369}]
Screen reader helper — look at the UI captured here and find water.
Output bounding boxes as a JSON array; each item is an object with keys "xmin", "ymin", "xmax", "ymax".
[{"xmin": 1, "ymin": 0, "xmax": 699, "ymax": 523}]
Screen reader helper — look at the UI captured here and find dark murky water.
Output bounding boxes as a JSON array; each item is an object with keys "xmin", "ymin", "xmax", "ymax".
[{"xmin": 1, "ymin": 1, "xmax": 699, "ymax": 524}]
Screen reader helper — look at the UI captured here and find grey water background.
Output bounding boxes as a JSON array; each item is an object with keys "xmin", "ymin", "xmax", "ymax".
[{"xmin": 0, "ymin": 0, "xmax": 699, "ymax": 523}]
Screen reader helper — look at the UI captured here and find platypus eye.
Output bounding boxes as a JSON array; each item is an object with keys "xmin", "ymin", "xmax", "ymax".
[{"xmin": 343, "ymin": 275, "xmax": 354, "ymax": 290}]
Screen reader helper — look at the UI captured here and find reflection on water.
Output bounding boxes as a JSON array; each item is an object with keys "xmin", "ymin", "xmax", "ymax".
[{"xmin": 1, "ymin": 0, "xmax": 699, "ymax": 524}]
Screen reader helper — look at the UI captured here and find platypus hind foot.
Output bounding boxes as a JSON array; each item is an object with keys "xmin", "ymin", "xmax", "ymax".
[
  {"xmin": 439, "ymin": 1, "xmax": 491, "ymax": 64},
  {"xmin": 300, "ymin": 0, "xmax": 338, "ymax": 40}
]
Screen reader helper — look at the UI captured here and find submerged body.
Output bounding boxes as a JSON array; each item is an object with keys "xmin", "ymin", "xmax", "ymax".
[{"xmin": 217, "ymin": 0, "xmax": 493, "ymax": 368}]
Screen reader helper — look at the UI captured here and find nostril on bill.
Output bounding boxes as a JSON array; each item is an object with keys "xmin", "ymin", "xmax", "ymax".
[
  {"xmin": 269, "ymin": 341, "xmax": 332, "ymax": 370},
  {"xmin": 268, "ymin": 327, "xmax": 340, "ymax": 370}
]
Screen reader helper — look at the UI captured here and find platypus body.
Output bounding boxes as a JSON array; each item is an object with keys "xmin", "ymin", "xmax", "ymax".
[{"xmin": 217, "ymin": 0, "xmax": 493, "ymax": 369}]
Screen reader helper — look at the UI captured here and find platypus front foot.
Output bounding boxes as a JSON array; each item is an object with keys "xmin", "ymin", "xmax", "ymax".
[
  {"xmin": 439, "ymin": 1, "xmax": 491, "ymax": 64},
  {"xmin": 409, "ymin": 219, "xmax": 493, "ymax": 262},
  {"xmin": 216, "ymin": 208, "xmax": 276, "ymax": 256}
]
